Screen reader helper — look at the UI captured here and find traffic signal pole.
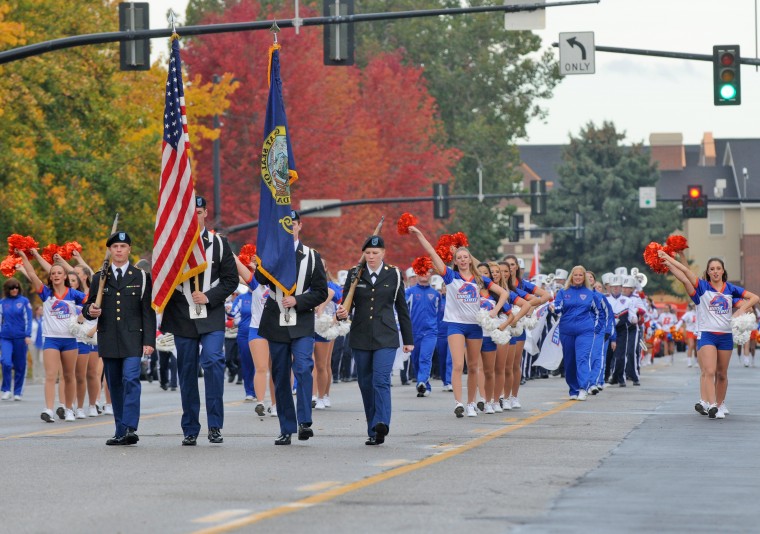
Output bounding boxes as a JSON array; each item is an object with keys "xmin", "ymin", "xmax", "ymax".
[{"xmin": 552, "ymin": 43, "xmax": 760, "ymax": 66}]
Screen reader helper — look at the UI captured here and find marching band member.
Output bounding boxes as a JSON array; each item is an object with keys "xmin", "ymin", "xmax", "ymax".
[
  {"xmin": 336, "ymin": 235, "xmax": 413, "ymax": 445},
  {"xmin": 659, "ymin": 252, "xmax": 759, "ymax": 418},
  {"xmin": 607, "ymin": 275, "xmax": 638, "ymax": 387},
  {"xmin": 622, "ymin": 276, "xmax": 645, "ymax": 384},
  {"xmin": 407, "ymin": 226, "xmax": 509, "ymax": 418}
]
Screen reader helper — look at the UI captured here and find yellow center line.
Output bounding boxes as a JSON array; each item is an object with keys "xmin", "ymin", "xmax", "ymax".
[
  {"xmin": 190, "ymin": 400, "xmax": 577, "ymax": 534},
  {"xmin": 0, "ymin": 401, "xmax": 244, "ymax": 441}
]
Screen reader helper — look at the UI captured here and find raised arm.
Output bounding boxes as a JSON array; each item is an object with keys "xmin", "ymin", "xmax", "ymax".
[
  {"xmin": 71, "ymin": 250, "xmax": 93, "ymax": 273},
  {"xmin": 659, "ymin": 251, "xmax": 697, "ymax": 295},
  {"xmin": 29, "ymin": 248, "xmax": 52, "ymax": 274},
  {"xmin": 407, "ymin": 226, "xmax": 447, "ymax": 275},
  {"xmin": 16, "ymin": 250, "xmax": 44, "ymax": 293}
]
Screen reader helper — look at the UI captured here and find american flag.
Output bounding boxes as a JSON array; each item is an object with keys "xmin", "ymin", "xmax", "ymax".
[{"xmin": 151, "ymin": 36, "xmax": 207, "ymax": 313}]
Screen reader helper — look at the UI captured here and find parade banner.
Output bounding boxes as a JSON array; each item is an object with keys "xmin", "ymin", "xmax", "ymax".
[
  {"xmin": 256, "ymin": 44, "xmax": 298, "ymax": 295},
  {"xmin": 152, "ymin": 35, "xmax": 207, "ymax": 312},
  {"xmin": 532, "ymin": 319, "xmax": 563, "ymax": 370}
]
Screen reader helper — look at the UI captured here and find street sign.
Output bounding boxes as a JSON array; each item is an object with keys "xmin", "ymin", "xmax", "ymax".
[
  {"xmin": 558, "ymin": 32, "xmax": 595, "ymax": 75},
  {"xmin": 504, "ymin": 0, "xmax": 546, "ymax": 30},
  {"xmin": 639, "ymin": 187, "xmax": 657, "ymax": 208},
  {"xmin": 299, "ymin": 199, "xmax": 342, "ymax": 217}
]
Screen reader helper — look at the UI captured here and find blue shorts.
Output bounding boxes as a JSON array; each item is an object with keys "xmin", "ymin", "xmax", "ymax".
[
  {"xmin": 509, "ymin": 331, "xmax": 527, "ymax": 345},
  {"xmin": 447, "ymin": 322, "xmax": 483, "ymax": 340},
  {"xmin": 43, "ymin": 337, "xmax": 78, "ymax": 352},
  {"xmin": 481, "ymin": 336, "xmax": 497, "ymax": 352},
  {"xmin": 697, "ymin": 332, "xmax": 734, "ymax": 351},
  {"xmin": 314, "ymin": 333, "xmax": 329, "ymax": 343},
  {"xmin": 77, "ymin": 342, "xmax": 91, "ymax": 355},
  {"xmin": 248, "ymin": 327, "xmax": 263, "ymax": 342}
]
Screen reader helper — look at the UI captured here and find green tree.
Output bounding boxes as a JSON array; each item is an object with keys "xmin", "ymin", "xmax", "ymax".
[
  {"xmin": 539, "ymin": 122, "xmax": 682, "ymax": 294},
  {"xmin": 356, "ymin": 0, "xmax": 560, "ymax": 253}
]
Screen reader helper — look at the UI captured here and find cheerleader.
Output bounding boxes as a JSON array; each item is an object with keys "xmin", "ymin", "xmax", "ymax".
[
  {"xmin": 17, "ymin": 250, "xmax": 86, "ymax": 422},
  {"xmin": 659, "ymin": 252, "xmax": 759, "ymax": 418},
  {"xmin": 0, "ymin": 279, "xmax": 32, "ymax": 401},
  {"xmin": 230, "ymin": 284, "xmax": 255, "ymax": 401},
  {"xmin": 313, "ymin": 260, "xmax": 342, "ymax": 409},
  {"xmin": 502, "ymin": 255, "xmax": 550, "ymax": 409},
  {"xmin": 408, "ymin": 226, "xmax": 510, "ymax": 418}
]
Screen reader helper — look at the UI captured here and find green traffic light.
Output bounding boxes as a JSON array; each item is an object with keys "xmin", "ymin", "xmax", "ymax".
[{"xmin": 720, "ymin": 83, "xmax": 737, "ymax": 100}]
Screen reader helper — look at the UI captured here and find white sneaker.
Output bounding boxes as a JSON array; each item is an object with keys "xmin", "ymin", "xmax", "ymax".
[
  {"xmin": 492, "ymin": 400, "xmax": 503, "ymax": 413},
  {"xmin": 88, "ymin": 405, "xmax": 99, "ymax": 417},
  {"xmin": 103, "ymin": 404, "xmax": 113, "ymax": 415},
  {"xmin": 75, "ymin": 408, "xmax": 87, "ymax": 419},
  {"xmin": 322, "ymin": 395, "xmax": 331, "ymax": 408},
  {"xmin": 743, "ymin": 356, "xmax": 750, "ymax": 367},
  {"xmin": 255, "ymin": 403, "xmax": 266, "ymax": 417},
  {"xmin": 442, "ymin": 384, "xmax": 453, "ymax": 392},
  {"xmin": 569, "ymin": 395, "xmax": 579, "ymax": 400},
  {"xmin": 687, "ymin": 357, "xmax": 693, "ymax": 368},
  {"xmin": 466, "ymin": 403, "xmax": 478, "ymax": 417},
  {"xmin": 41, "ymin": 409, "xmax": 55, "ymax": 423},
  {"xmin": 510, "ymin": 396, "xmax": 522, "ymax": 409},
  {"xmin": 500, "ymin": 397, "xmax": 512, "ymax": 411},
  {"xmin": 483, "ymin": 402, "xmax": 495, "ymax": 414},
  {"xmin": 268, "ymin": 405, "xmax": 278, "ymax": 417},
  {"xmin": 577, "ymin": 390, "xmax": 588, "ymax": 401},
  {"xmin": 13, "ymin": 395, "xmax": 22, "ymax": 401},
  {"xmin": 719, "ymin": 403, "xmax": 730, "ymax": 415},
  {"xmin": 0, "ymin": 391, "xmax": 10, "ymax": 400},
  {"xmin": 716, "ymin": 406, "xmax": 726, "ymax": 419},
  {"xmin": 315, "ymin": 398, "xmax": 326, "ymax": 410},
  {"xmin": 64, "ymin": 409, "xmax": 76, "ymax": 422},
  {"xmin": 244, "ymin": 395, "xmax": 255, "ymax": 403}
]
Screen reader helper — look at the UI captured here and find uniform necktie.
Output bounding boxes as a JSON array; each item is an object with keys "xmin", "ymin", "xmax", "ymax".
[
  {"xmin": 370, "ymin": 273, "xmax": 377, "ymax": 285},
  {"xmin": 116, "ymin": 267, "xmax": 123, "ymax": 286}
]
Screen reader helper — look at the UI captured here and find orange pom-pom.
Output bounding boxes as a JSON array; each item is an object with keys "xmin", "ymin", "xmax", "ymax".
[
  {"xmin": 665, "ymin": 234, "xmax": 688, "ymax": 253},
  {"xmin": 59, "ymin": 241, "xmax": 83, "ymax": 260},
  {"xmin": 7, "ymin": 234, "xmax": 38, "ymax": 256},
  {"xmin": 412, "ymin": 256, "xmax": 434, "ymax": 276},
  {"xmin": 397, "ymin": 213, "xmax": 418, "ymax": 235},
  {"xmin": 450, "ymin": 232, "xmax": 469, "ymax": 249},
  {"xmin": 435, "ymin": 235, "xmax": 454, "ymax": 264},
  {"xmin": 643, "ymin": 242, "xmax": 669, "ymax": 274},
  {"xmin": 238, "ymin": 244, "xmax": 257, "ymax": 266},
  {"xmin": 41, "ymin": 244, "xmax": 59, "ymax": 264},
  {"xmin": 0, "ymin": 255, "xmax": 21, "ymax": 277}
]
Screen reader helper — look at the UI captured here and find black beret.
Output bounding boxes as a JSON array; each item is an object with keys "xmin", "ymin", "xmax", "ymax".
[
  {"xmin": 362, "ymin": 235, "xmax": 385, "ymax": 250},
  {"xmin": 106, "ymin": 231, "xmax": 131, "ymax": 247},
  {"xmin": 195, "ymin": 195, "xmax": 207, "ymax": 208},
  {"xmin": 290, "ymin": 209, "xmax": 300, "ymax": 221}
]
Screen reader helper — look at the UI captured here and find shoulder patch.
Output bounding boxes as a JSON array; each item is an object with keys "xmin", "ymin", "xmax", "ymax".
[{"xmin": 386, "ymin": 264, "xmax": 395, "ymax": 269}]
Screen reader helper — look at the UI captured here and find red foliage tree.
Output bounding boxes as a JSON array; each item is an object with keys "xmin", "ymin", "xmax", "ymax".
[{"xmin": 184, "ymin": 1, "xmax": 460, "ymax": 273}]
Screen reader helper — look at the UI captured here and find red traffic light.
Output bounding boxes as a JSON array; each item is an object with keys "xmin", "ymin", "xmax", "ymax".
[
  {"xmin": 721, "ymin": 52, "xmax": 735, "ymax": 66},
  {"xmin": 688, "ymin": 185, "xmax": 702, "ymax": 199}
]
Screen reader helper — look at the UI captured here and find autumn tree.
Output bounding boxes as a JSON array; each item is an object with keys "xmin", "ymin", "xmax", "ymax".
[{"xmin": 183, "ymin": 0, "xmax": 460, "ymax": 269}]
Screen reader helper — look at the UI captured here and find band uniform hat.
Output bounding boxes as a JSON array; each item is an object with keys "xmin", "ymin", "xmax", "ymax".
[
  {"xmin": 615, "ymin": 267, "xmax": 628, "ymax": 277},
  {"xmin": 601, "ymin": 272, "xmax": 614, "ymax": 285},
  {"xmin": 430, "ymin": 274, "xmax": 444, "ymax": 290},
  {"xmin": 362, "ymin": 235, "xmax": 385, "ymax": 250},
  {"xmin": 622, "ymin": 276, "xmax": 637, "ymax": 289},
  {"xmin": 195, "ymin": 195, "xmax": 207, "ymax": 208},
  {"xmin": 610, "ymin": 274, "xmax": 623, "ymax": 286},
  {"xmin": 106, "ymin": 232, "xmax": 131, "ymax": 247},
  {"xmin": 290, "ymin": 209, "xmax": 300, "ymax": 221},
  {"xmin": 405, "ymin": 267, "xmax": 417, "ymax": 279},
  {"xmin": 554, "ymin": 268, "xmax": 569, "ymax": 280}
]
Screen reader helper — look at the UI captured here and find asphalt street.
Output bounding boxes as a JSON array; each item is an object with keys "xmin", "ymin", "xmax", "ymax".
[{"xmin": 1, "ymin": 353, "xmax": 759, "ymax": 533}]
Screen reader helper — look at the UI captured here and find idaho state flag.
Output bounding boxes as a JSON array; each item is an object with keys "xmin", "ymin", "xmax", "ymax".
[{"xmin": 256, "ymin": 44, "xmax": 298, "ymax": 295}]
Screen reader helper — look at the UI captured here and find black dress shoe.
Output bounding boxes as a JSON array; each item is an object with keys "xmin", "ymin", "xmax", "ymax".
[
  {"xmin": 275, "ymin": 433, "xmax": 292, "ymax": 445},
  {"xmin": 125, "ymin": 428, "xmax": 139, "ymax": 445},
  {"xmin": 182, "ymin": 435, "xmax": 197, "ymax": 446},
  {"xmin": 228, "ymin": 373, "xmax": 235, "ymax": 383},
  {"xmin": 373, "ymin": 423, "xmax": 388, "ymax": 445},
  {"xmin": 208, "ymin": 428, "xmax": 223, "ymax": 444},
  {"xmin": 298, "ymin": 423, "xmax": 313, "ymax": 441},
  {"xmin": 160, "ymin": 384, "xmax": 168, "ymax": 391},
  {"xmin": 365, "ymin": 436, "xmax": 379, "ymax": 446},
  {"xmin": 633, "ymin": 381, "xmax": 641, "ymax": 386},
  {"xmin": 106, "ymin": 435, "xmax": 127, "ymax": 446}
]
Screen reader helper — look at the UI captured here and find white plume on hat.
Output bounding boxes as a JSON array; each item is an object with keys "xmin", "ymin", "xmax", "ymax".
[
  {"xmin": 615, "ymin": 267, "xmax": 628, "ymax": 276},
  {"xmin": 554, "ymin": 269, "xmax": 568, "ymax": 280},
  {"xmin": 337, "ymin": 270, "xmax": 349, "ymax": 286}
]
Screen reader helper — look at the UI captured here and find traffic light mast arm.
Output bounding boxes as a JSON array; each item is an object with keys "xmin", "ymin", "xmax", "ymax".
[
  {"xmin": 551, "ymin": 43, "xmax": 760, "ymax": 66},
  {"xmin": 0, "ymin": 0, "xmax": 599, "ymax": 65}
]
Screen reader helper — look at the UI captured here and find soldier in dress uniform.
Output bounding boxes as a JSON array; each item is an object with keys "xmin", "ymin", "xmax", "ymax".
[
  {"xmin": 83, "ymin": 232, "xmax": 155, "ymax": 446},
  {"xmin": 160, "ymin": 196, "xmax": 239, "ymax": 446},
  {"xmin": 255, "ymin": 210, "xmax": 328, "ymax": 445},
  {"xmin": 336, "ymin": 235, "xmax": 414, "ymax": 446}
]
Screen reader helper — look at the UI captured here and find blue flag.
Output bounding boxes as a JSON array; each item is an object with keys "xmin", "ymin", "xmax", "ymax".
[{"xmin": 256, "ymin": 45, "xmax": 298, "ymax": 295}]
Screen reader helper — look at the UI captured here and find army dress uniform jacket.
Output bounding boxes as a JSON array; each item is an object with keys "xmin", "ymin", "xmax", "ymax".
[
  {"xmin": 343, "ymin": 264, "xmax": 413, "ymax": 351},
  {"xmin": 254, "ymin": 242, "xmax": 328, "ymax": 343},
  {"xmin": 161, "ymin": 230, "xmax": 239, "ymax": 338},
  {"xmin": 83, "ymin": 265, "xmax": 156, "ymax": 359}
]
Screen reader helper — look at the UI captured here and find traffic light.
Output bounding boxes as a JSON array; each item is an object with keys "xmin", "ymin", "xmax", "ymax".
[
  {"xmin": 323, "ymin": 0, "xmax": 355, "ymax": 66},
  {"xmin": 433, "ymin": 183, "xmax": 449, "ymax": 219},
  {"xmin": 509, "ymin": 214, "xmax": 522, "ymax": 243},
  {"xmin": 713, "ymin": 45, "xmax": 741, "ymax": 106},
  {"xmin": 118, "ymin": 2, "xmax": 150, "ymax": 71},
  {"xmin": 530, "ymin": 180, "xmax": 546, "ymax": 216},
  {"xmin": 682, "ymin": 185, "xmax": 708, "ymax": 218}
]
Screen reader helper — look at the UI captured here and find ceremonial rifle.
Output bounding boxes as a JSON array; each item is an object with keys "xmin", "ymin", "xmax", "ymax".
[
  {"xmin": 341, "ymin": 216, "xmax": 384, "ymax": 314},
  {"xmin": 94, "ymin": 213, "xmax": 119, "ymax": 308}
]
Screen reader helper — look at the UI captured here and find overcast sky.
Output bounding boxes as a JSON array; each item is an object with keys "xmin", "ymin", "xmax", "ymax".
[{"xmin": 148, "ymin": 0, "xmax": 760, "ymax": 146}]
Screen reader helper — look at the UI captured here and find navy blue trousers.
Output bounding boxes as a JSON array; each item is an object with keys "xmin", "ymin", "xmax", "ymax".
[{"xmin": 176, "ymin": 331, "xmax": 225, "ymax": 436}]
